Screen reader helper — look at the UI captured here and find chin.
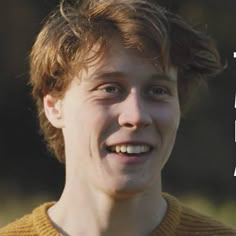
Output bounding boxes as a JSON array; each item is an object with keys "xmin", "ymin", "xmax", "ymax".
[{"xmin": 100, "ymin": 177, "xmax": 153, "ymax": 199}]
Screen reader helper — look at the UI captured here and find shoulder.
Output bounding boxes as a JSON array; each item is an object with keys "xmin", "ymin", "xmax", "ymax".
[
  {"xmin": 0, "ymin": 202, "xmax": 56, "ymax": 236},
  {"xmin": 179, "ymin": 204, "xmax": 236, "ymax": 235},
  {"xmin": 0, "ymin": 214, "xmax": 36, "ymax": 236},
  {"xmin": 163, "ymin": 193, "xmax": 236, "ymax": 236}
]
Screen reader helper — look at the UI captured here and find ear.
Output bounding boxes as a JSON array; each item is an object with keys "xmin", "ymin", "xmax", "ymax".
[{"xmin": 43, "ymin": 94, "xmax": 65, "ymax": 128}]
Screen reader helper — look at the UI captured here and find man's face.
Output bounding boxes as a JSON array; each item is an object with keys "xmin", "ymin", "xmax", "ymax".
[{"xmin": 59, "ymin": 39, "xmax": 180, "ymax": 198}]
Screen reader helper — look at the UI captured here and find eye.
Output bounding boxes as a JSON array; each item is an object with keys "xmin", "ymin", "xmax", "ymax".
[
  {"xmin": 148, "ymin": 86, "xmax": 168, "ymax": 97},
  {"xmin": 101, "ymin": 85, "xmax": 121, "ymax": 94},
  {"xmin": 95, "ymin": 83, "xmax": 124, "ymax": 99}
]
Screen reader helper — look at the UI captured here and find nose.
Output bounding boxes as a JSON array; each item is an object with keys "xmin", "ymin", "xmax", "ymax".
[{"xmin": 118, "ymin": 91, "xmax": 152, "ymax": 129}]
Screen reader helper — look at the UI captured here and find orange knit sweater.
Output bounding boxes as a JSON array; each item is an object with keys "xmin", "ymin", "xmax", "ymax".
[{"xmin": 1, "ymin": 194, "xmax": 235, "ymax": 236}]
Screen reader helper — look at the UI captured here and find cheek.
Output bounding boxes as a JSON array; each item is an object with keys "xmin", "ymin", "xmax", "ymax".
[
  {"xmin": 91, "ymin": 107, "xmax": 118, "ymax": 143},
  {"xmin": 78, "ymin": 105, "xmax": 116, "ymax": 148},
  {"xmin": 64, "ymin": 102, "xmax": 116, "ymax": 147},
  {"xmin": 155, "ymin": 104, "xmax": 180, "ymax": 167},
  {"xmin": 154, "ymin": 103, "xmax": 180, "ymax": 133}
]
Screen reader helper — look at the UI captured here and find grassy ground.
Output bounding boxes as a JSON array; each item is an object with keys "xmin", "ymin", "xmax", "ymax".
[{"xmin": 0, "ymin": 193, "xmax": 235, "ymax": 229}]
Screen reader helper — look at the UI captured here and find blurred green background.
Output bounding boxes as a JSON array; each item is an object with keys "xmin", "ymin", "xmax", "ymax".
[{"xmin": 0, "ymin": 0, "xmax": 235, "ymax": 229}]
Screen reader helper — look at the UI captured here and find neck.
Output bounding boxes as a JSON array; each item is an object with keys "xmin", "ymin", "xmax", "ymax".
[{"xmin": 48, "ymin": 178, "xmax": 167, "ymax": 236}]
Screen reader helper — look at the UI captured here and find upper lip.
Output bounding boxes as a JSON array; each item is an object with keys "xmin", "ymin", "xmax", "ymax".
[{"xmin": 105, "ymin": 141, "xmax": 154, "ymax": 148}]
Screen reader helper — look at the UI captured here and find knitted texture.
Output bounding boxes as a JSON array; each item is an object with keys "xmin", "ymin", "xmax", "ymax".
[{"xmin": 1, "ymin": 194, "xmax": 236, "ymax": 236}]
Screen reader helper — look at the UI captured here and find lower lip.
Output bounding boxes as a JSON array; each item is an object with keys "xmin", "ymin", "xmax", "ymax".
[{"xmin": 107, "ymin": 151, "xmax": 152, "ymax": 165}]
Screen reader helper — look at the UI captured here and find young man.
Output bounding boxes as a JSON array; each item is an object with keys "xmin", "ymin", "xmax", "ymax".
[{"xmin": 1, "ymin": 0, "xmax": 236, "ymax": 235}]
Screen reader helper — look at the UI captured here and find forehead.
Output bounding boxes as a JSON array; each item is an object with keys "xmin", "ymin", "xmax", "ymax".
[{"xmin": 77, "ymin": 38, "xmax": 177, "ymax": 82}]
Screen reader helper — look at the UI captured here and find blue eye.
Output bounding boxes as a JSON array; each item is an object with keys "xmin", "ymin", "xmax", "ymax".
[
  {"xmin": 102, "ymin": 86, "xmax": 120, "ymax": 94},
  {"xmin": 96, "ymin": 84, "xmax": 123, "ymax": 100},
  {"xmin": 149, "ymin": 87, "xmax": 168, "ymax": 96}
]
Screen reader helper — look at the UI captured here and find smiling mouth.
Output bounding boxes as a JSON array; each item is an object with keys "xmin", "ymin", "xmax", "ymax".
[{"xmin": 106, "ymin": 144, "xmax": 152, "ymax": 155}]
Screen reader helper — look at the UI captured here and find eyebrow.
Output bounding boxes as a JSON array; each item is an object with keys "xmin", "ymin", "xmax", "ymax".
[
  {"xmin": 89, "ymin": 71, "xmax": 125, "ymax": 81},
  {"xmin": 89, "ymin": 71, "xmax": 176, "ymax": 82},
  {"xmin": 149, "ymin": 73, "xmax": 177, "ymax": 82}
]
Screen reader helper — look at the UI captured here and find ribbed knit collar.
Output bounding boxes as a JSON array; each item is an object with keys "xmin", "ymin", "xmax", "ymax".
[
  {"xmin": 33, "ymin": 202, "xmax": 60, "ymax": 236},
  {"xmin": 32, "ymin": 193, "xmax": 181, "ymax": 236},
  {"xmin": 150, "ymin": 193, "xmax": 181, "ymax": 236}
]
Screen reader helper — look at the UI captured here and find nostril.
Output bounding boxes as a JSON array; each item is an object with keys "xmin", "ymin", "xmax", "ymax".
[
  {"xmin": 124, "ymin": 123, "xmax": 134, "ymax": 128},
  {"xmin": 122, "ymin": 122, "xmax": 150, "ymax": 129}
]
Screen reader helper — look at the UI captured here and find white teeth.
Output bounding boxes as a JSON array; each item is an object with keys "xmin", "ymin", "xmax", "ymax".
[
  {"xmin": 127, "ymin": 145, "xmax": 135, "ymax": 154},
  {"xmin": 115, "ymin": 146, "xmax": 121, "ymax": 152},
  {"xmin": 141, "ymin": 145, "xmax": 145, "ymax": 152},
  {"xmin": 121, "ymin": 145, "xmax": 126, "ymax": 153},
  {"xmin": 109, "ymin": 144, "xmax": 151, "ymax": 154}
]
